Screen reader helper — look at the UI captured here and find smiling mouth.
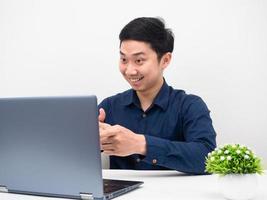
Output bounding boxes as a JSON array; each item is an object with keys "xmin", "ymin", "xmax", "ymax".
[{"xmin": 129, "ymin": 76, "xmax": 144, "ymax": 83}]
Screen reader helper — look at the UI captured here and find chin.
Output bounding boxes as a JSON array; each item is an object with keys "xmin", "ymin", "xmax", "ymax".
[
  {"xmin": 133, "ymin": 87, "xmax": 146, "ymax": 92},
  {"xmin": 128, "ymin": 82, "xmax": 141, "ymax": 90}
]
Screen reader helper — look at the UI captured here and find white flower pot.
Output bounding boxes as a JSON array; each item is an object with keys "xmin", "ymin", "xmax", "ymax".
[{"xmin": 218, "ymin": 174, "xmax": 258, "ymax": 200}]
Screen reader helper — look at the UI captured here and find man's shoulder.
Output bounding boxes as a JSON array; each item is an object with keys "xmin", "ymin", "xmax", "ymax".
[
  {"xmin": 99, "ymin": 89, "xmax": 132, "ymax": 107},
  {"xmin": 105, "ymin": 89, "xmax": 132, "ymax": 101},
  {"xmin": 169, "ymin": 86, "xmax": 206, "ymax": 112},
  {"xmin": 170, "ymin": 86, "xmax": 201, "ymax": 103}
]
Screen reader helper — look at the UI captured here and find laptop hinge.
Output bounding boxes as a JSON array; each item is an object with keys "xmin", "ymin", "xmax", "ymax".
[
  {"xmin": 0, "ymin": 186, "xmax": 8, "ymax": 193},
  {"xmin": 80, "ymin": 193, "xmax": 94, "ymax": 200}
]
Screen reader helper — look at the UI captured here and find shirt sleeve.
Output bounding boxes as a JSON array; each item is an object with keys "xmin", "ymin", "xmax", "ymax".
[{"xmin": 142, "ymin": 96, "xmax": 217, "ymax": 174}]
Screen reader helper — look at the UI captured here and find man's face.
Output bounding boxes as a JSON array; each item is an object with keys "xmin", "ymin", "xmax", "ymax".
[{"xmin": 119, "ymin": 40, "xmax": 168, "ymax": 94}]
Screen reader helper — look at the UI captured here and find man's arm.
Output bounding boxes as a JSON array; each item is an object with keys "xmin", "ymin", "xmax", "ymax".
[
  {"xmin": 143, "ymin": 136, "xmax": 215, "ymax": 174},
  {"xmin": 99, "ymin": 122, "xmax": 215, "ymax": 174},
  {"xmin": 98, "ymin": 103, "xmax": 146, "ymax": 156},
  {"xmin": 100, "ymin": 124, "xmax": 146, "ymax": 156},
  {"xmin": 142, "ymin": 97, "xmax": 216, "ymax": 174}
]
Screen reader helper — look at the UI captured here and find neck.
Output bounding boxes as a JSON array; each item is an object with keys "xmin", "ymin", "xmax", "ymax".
[{"xmin": 137, "ymin": 78, "xmax": 164, "ymax": 111}]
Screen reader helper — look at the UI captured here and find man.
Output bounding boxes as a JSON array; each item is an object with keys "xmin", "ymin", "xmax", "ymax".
[{"xmin": 98, "ymin": 17, "xmax": 216, "ymax": 174}]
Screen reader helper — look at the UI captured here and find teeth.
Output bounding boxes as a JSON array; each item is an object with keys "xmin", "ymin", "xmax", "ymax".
[{"xmin": 129, "ymin": 77, "xmax": 143, "ymax": 82}]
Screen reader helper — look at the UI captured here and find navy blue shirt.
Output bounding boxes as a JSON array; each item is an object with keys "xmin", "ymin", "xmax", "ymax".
[{"xmin": 98, "ymin": 80, "xmax": 216, "ymax": 174}]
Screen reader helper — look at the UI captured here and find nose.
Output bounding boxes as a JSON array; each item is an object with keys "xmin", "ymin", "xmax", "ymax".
[{"xmin": 125, "ymin": 62, "xmax": 138, "ymax": 76}]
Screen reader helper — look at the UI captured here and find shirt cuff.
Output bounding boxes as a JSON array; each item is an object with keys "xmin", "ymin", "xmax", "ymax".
[{"xmin": 141, "ymin": 135, "xmax": 167, "ymax": 166}]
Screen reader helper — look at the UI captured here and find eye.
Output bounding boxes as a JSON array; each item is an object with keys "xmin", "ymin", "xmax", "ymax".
[
  {"xmin": 120, "ymin": 57, "xmax": 127, "ymax": 64},
  {"xmin": 135, "ymin": 58, "xmax": 144, "ymax": 65}
]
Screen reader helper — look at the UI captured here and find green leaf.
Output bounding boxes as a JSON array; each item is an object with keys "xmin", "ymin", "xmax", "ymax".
[{"xmin": 205, "ymin": 144, "xmax": 264, "ymax": 175}]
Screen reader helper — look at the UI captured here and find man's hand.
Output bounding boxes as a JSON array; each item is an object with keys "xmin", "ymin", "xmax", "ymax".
[
  {"xmin": 98, "ymin": 108, "xmax": 111, "ymax": 152},
  {"xmin": 100, "ymin": 124, "xmax": 147, "ymax": 157},
  {"xmin": 98, "ymin": 108, "xmax": 106, "ymax": 122},
  {"xmin": 98, "ymin": 108, "xmax": 146, "ymax": 157},
  {"xmin": 98, "ymin": 108, "xmax": 111, "ymax": 131}
]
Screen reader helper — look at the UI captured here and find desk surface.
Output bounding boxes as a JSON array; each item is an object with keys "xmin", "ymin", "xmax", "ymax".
[{"xmin": 0, "ymin": 170, "xmax": 266, "ymax": 200}]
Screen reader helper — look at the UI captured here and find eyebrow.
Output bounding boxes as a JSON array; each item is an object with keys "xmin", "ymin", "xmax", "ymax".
[{"xmin": 120, "ymin": 51, "xmax": 145, "ymax": 56}]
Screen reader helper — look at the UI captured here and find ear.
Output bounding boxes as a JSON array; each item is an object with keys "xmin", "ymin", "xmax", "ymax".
[{"xmin": 160, "ymin": 52, "xmax": 172, "ymax": 70}]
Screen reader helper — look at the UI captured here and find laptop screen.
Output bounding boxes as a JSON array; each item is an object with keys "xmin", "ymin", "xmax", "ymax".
[{"xmin": 0, "ymin": 96, "xmax": 104, "ymax": 199}]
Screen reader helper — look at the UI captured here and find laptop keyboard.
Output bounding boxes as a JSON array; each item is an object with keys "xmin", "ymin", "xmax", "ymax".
[{"xmin": 103, "ymin": 179, "xmax": 137, "ymax": 194}]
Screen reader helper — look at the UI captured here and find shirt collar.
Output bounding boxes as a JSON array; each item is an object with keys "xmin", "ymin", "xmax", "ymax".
[
  {"xmin": 153, "ymin": 80, "xmax": 170, "ymax": 111},
  {"xmin": 122, "ymin": 89, "xmax": 140, "ymax": 108},
  {"xmin": 122, "ymin": 79, "xmax": 170, "ymax": 111}
]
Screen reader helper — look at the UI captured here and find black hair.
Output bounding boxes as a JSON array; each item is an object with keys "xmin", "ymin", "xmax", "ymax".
[{"xmin": 119, "ymin": 17, "xmax": 174, "ymax": 61}]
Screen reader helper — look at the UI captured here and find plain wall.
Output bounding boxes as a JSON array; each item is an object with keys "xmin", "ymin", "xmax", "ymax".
[{"xmin": 1, "ymin": 0, "xmax": 267, "ymax": 169}]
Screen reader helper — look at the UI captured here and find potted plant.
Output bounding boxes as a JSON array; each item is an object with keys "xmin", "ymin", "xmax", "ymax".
[{"xmin": 205, "ymin": 144, "xmax": 264, "ymax": 200}]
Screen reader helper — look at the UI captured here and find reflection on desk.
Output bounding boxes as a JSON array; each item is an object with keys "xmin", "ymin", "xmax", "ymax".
[{"xmin": 0, "ymin": 170, "xmax": 266, "ymax": 200}]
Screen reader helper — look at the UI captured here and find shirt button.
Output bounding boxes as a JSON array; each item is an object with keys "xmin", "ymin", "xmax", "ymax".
[
  {"xmin": 136, "ymin": 158, "xmax": 141, "ymax": 163},
  {"xmin": 142, "ymin": 113, "xmax": 147, "ymax": 118},
  {"xmin": 152, "ymin": 159, "xmax": 157, "ymax": 165}
]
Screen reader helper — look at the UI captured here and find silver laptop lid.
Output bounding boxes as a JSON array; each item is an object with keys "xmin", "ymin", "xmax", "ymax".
[{"xmin": 0, "ymin": 96, "xmax": 104, "ymax": 199}]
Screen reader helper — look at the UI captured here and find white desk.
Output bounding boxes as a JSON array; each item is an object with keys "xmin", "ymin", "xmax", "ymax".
[{"xmin": 0, "ymin": 170, "xmax": 266, "ymax": 200}]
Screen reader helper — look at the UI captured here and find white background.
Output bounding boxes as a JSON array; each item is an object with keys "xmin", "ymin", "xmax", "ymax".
[{"xmin": 1, "ymin": 0, "xmax": 266, "ymax": 168}]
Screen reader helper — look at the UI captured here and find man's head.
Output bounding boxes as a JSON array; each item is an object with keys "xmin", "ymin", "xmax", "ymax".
[
  {"xmin": 119, "ymin": 17, "xmax": 174, "ymax": 61},
  {"xmin": 118, "ymin": 17, "xmax": 174, "ymax": 95}
]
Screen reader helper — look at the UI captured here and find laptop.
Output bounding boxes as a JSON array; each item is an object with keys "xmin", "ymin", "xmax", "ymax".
[{"xmin": 0, "ymin": 96, "xmax": 143, "ymax": 200}]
